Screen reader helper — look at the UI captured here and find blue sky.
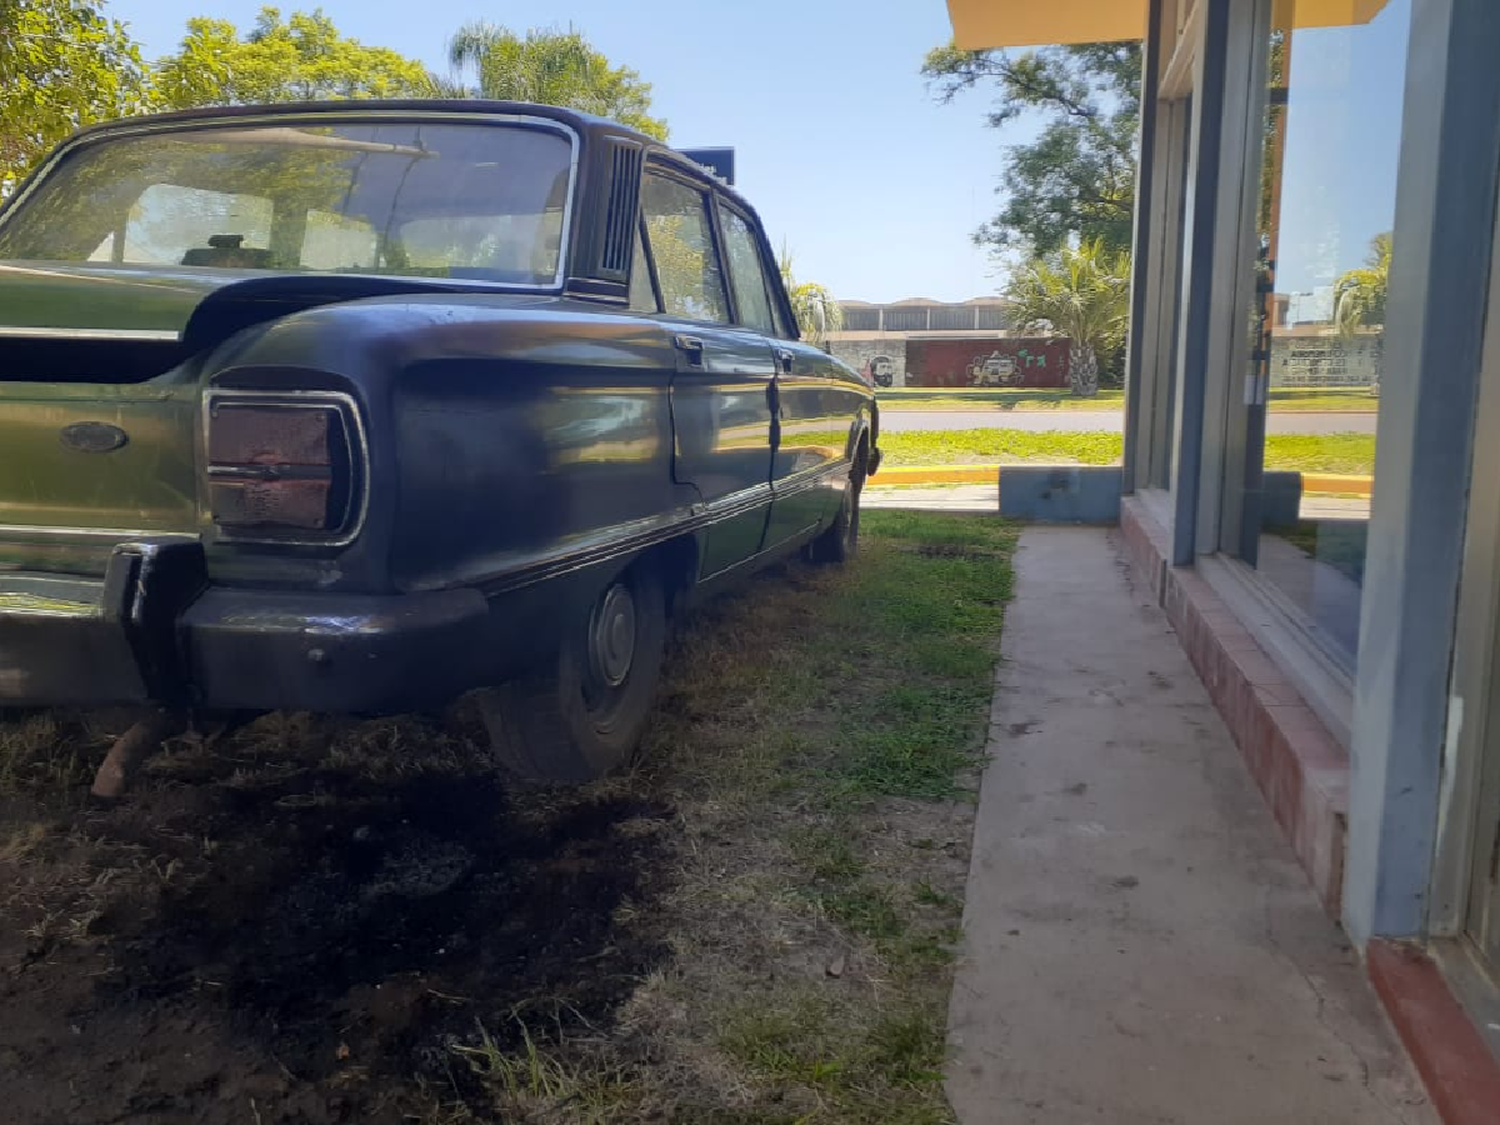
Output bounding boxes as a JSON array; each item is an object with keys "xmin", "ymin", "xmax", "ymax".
[
  {"xmin": 1273, "ymin": 0, "xmax": 1409, "ymax": 298},
  {"xmin": 111, "ymin": 0, "xmax": 1021, "ymax": 303}
]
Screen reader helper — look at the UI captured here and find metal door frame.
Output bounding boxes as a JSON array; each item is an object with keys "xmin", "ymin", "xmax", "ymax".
[{"xmin": 1431, "ymin": 190, "xmax": 1500, "ymax": 959}]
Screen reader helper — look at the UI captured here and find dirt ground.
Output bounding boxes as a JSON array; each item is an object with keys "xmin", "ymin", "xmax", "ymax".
[
  {"xmin": 0, "ymin": 710, "xmax": 675, "ymax": 1124},
  {"xmin": 0, "ymin": 515, "xmax": 1013, "ymax": 1124}
]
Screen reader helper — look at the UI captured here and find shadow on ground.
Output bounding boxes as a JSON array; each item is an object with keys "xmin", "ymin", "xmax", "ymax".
[{"xmin": 0, "ymin": 713, "xmax": 674, "ymax": 1124}]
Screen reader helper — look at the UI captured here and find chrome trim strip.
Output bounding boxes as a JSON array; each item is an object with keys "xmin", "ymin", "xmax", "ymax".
[
  {"xmin": 773, "ymin": 458, "xmax": 851, "ymax": 496},
  {"xmin": 0, "ymin": 326, "xmax": 181, "ymax": 342},
  {"xmin": 1, "ymin": 111, "xmax": 582, "ymax": 294},
  {"xmin": 702, "ymin": 481, "xmax": 774, "ymax": 520},
  {"xmin": 0, "ymin": 524, "xmax": 195, "ymax": 541},
  {"xmin": 437, "ymin": 504, "xmax": 704, "ymax": 596},
  {"xmin": 451, "ymin": 465, "xmax": 844, "ymax": 596},
  {"xmin": 202, "ymin": 387, "xmax": 371, "ymax": 549}
]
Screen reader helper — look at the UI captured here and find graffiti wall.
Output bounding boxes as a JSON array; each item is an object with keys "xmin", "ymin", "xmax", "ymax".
[{"xmin": 904, "ymin": 338, "xmax": 1071, "ymax": 388}]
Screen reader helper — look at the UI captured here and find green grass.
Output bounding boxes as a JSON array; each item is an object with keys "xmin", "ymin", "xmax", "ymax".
[
  {"xmin": 639, "ymin": 509, "xmax": 1014, "ymax": 1123},
  {"xmin": 877, "ymin": 388, "xmax": 1125, "ymax": 411},
  {"xmin": 877, "ymin": 428, "xmax": 1123, "ymax": 466},
  {"xmin": 1267, "ymin": 388, "xmax": 1379, "ymax": 412},
  {"xmin": 873, "ymin": 428, "xmax": 1375, "ymax": 475},
  {"xmin": 877, "ymin": 386, "xmax": 1376, "ymax": 413},
  {"xmin": 1262, "ymin": 433, "xmax": 1375, "ymax": 475},
  {"xmin": 720, "ymin": 996, "xmax": 950, "ymax": 1125}
]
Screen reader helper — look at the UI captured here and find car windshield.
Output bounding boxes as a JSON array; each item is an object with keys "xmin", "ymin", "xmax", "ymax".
[{"xmin": 0, "ymin": 120, "xmax": 574, "ymax": 286}]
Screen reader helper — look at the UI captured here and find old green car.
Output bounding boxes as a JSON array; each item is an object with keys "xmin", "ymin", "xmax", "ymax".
[{"xmin": 0, "ymin": 101, "xmax": 880, "ymax": 782}]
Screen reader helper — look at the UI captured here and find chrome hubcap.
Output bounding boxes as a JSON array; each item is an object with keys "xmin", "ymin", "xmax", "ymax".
[{"xmin": 590, "ymin": 583, "xmax": 637, "ymax": 688}]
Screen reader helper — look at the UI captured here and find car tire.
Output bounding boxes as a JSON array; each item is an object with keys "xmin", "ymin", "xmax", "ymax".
[
  {"xmin": 477, "ymin": 564, "xmax": 667, "ymax": 783},
  {"xmin": 807, "ymin": 449, "xmax": 866, "ymax": 566}
]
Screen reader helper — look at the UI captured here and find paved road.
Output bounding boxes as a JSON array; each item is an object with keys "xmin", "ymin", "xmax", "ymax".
[{"xmin": 880, "ymin": 408, "xmax": 1377, "ymax": 435}]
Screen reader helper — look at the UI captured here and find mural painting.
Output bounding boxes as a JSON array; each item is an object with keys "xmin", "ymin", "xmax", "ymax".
[
  {"xmin": 905, "ymin": 338, "xmax": 1071, "ymax": 389},
  {"xmin": 862, "ymin": 354, "xmax": 895, "ymax": 388}
]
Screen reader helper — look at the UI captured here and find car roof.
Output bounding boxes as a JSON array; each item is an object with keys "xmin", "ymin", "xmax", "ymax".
[{"xmin": 65, "ymin": 98, "xmax": 649, "ymax": 143}]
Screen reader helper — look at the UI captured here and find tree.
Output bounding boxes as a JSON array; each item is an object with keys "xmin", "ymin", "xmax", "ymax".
[
  {"xmin": 922, "ymin": 42, "xmax": 1141, "ymax": 257},
  {"xmin": 1334, "ymin": 231, "xmax": 1391, "ymax": 396},
  {"xmin": 446, "ymin": 23, "xmax": 667, "ymax": 140},
  {"xmin": 0, "ymin": 0, "xmax": 152, "ymax": 193},
  {"xmin": 1005, "ymin": 238, "xmax": 1130, "ymax": 397},
  {"xmin": 778, "ymin": 247, "xmax": 843, "ymax": 346},
  {"xmin": 1333, "ymin": 231, "xmax": 1391, "ymax": 338},
  {"xmin": 154, "ymin": 7, "xmax": 433, "ymax": 110}
]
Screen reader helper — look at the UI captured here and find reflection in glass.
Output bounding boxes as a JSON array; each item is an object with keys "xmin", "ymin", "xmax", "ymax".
[
  {"xmin": 0, "ymin": 122, "xmax": 573, "ymax": 285},
  {"xmin": 1239, "ymin": 0, "xmax": 1408, "ymax": 669}
]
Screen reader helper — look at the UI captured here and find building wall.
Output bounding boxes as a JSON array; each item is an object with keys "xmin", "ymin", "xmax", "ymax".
[
  {"xmin": 828, "ymin": 335, "xmax": 1074, "ymax": 388},
  {"xmin": 829, "ymin": 338, "xmax": 909, "ymax": 387},
  {"xmin": 907, "ymin": 337, "xmax": 1072, "ymax": 388}
]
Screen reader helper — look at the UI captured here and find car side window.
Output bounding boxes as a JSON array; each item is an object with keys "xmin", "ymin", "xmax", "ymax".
[
  {"xmin": 720, "ymin": 208, "xmax": 778, "ymax": 336},
  {"xmin": 628, "ymin": 223, "xmax": 658, "ymax": 312},
  {"xmin": 640, "ymin": 172, "xmax": 728, "ymax": 323}
]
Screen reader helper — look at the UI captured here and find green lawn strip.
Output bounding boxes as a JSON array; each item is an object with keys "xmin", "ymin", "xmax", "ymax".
[
  {"xmin": 877, "ymin": 428, "xmax": 1122, "ymax": 467},
  {"xmin": 877, "ymin": 388, "xmax": 1124, "ymax": 411},
  {"xmin": 1262, "ymin": 433, "xmax": 1375, "ymax": 475},
  {"xmin": 463, "ymin": 510, "xmax": 1014, "ymax": 1124},
  {"xmin": 1266, "ymin": 388, "xmax": 1379, "ymax": 412},
  {"xmin": 876, "ymin": 387, "xmax": 1374, "ymax": 413},
  {"xmin": 874, "ymin": 428, "xmax": 1374, "ymax": 475},
  {"xmin": 699, "ymin": 513, "xmax": 1012, "ymax": 1122}
]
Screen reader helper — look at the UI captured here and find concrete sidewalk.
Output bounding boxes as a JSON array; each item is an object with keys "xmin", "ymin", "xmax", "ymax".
[{"xmin": 947, "ymin": 527, "xmax": 1436, "ymax": 1125}]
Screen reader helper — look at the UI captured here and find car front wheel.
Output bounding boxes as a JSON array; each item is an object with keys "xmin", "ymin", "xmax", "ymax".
[{"xmin": 477, "ymin": 564, "xmax": 666, "ymax": 783}]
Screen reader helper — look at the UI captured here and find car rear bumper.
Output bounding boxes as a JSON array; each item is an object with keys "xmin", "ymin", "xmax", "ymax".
[{"xmin": 0, "ymin": 540, "xmax": 492, "ymax": 713}]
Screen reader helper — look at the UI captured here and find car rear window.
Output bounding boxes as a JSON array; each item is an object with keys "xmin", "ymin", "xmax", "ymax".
[{"xmin": 0, "ymin": 120, "xmax": 574, "ymax": 287}]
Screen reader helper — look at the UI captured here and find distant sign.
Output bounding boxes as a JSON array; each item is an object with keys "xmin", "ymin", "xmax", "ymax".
[{"xmin": 678, "ymin": 147, "xmax": 735, "ymax": 185}]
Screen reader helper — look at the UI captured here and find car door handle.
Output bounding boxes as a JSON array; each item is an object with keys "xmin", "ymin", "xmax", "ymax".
[
  {"xmin": 673, "ymin": 334, "xmax": 706, "ymax": 366},
  {"xmin": 774, "ymin": 348, "xmax": 794, "ymax": 374}
]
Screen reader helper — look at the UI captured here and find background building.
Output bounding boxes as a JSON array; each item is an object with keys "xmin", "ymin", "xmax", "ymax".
[{"xmin": 827, "ymin": 296, "xmax": 1070, "ymax": 388}]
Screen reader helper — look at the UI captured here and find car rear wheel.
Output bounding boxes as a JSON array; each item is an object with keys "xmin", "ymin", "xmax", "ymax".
[
  {"xmin": 477, "ymin": 564, "xmax": 666, "ymax": 783},
  {"xmin": 807, "ymin": 448, "xmax": 866, "ymax": 565}
]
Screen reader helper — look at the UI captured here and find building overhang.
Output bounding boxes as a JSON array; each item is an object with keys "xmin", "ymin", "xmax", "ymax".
[{"xmin": 945, "ymin": 0, "xmax": 1389, "ymax": 49}]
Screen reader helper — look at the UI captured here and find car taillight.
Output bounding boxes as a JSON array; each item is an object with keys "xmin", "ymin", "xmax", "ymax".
[{"xmin": 206, "ymin": 395, "xmax": 360, "ymax": 540}]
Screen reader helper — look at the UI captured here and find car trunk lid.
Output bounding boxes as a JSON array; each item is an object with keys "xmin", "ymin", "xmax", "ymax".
[{"xmin": 0, "ymin": 381, "xmax": 201, "ymax": 576}]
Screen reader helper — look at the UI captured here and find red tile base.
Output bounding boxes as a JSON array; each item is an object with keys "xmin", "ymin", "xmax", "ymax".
[
  {"xmin": 1369, "ymin": 940, "xmax": 1500, "ymax": 1125},
  {"xmin": 1120, "ymin": 497, "xmax": 1349, "ymax": 913}
]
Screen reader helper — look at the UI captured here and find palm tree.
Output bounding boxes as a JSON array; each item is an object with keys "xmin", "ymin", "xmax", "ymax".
[
  {"xmin": 446, "ymin": 23, "xmax": 668, "ymax": 140},
  {"xmin": 778, "ymin": 247, "xmax": 843, "ymax": 346},
  {"xmin": 1333, "ymin": 231, "xmax": 1391, "ymax": 396},
  {"xmin": 1005, "ymin": 238, "xmax": 1130, "ymax": 397}
]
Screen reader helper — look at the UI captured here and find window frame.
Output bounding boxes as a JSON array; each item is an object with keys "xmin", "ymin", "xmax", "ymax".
[
  {"xmin": 717, "ymin": 199, "xmax": 784, "ymax": 338},
  {"xmin": 628, "ymin": 217, "xmax": 662, "ymax": 313},
  {"xmin": 638, "ymin": 160, "xmax": 732, "ymax": 327}
]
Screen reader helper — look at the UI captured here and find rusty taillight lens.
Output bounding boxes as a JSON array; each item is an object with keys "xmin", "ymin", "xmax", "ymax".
[{"xmin": 206, "ymin": 397, "xmax": 359, "ymax": 539}]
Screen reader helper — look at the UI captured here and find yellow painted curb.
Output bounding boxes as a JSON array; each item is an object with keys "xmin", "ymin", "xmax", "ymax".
[
  {"xmin": 872, "ymin": 465, "xmax": 999, "ymax": 486},
  {"xmin": 1301, "ymin": 473, "xmax": 1372, "ymax": 497}
]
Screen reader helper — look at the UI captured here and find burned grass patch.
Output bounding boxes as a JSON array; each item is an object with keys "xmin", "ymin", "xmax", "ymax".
[
  {"xmin": 0, "ymin": 717, "xmax": 672, "ymax": 1124},
  {"xmin": 0, "ymin": 510, "xmax": 1016, "ymax": 1124}
]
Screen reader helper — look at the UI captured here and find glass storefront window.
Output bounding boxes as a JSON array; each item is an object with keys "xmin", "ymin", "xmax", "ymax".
[{"xmin": 1237, "ymin": 0, "xmax": 1410, "ymax": 670}]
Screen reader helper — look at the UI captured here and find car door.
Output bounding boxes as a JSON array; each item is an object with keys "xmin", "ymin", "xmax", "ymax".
[
  {"xmin": 719, "ymin": 208, "xmax": 855, "ymax": 550},
  {"xmin": 639, "ymin": 167, "xmax": 776, "ymax": 579}
]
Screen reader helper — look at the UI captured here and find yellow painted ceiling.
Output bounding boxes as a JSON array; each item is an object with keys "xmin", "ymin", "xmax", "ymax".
[{"xmin": 946, "ymin": 0, "xmax": 1390, "ymax": 49}]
